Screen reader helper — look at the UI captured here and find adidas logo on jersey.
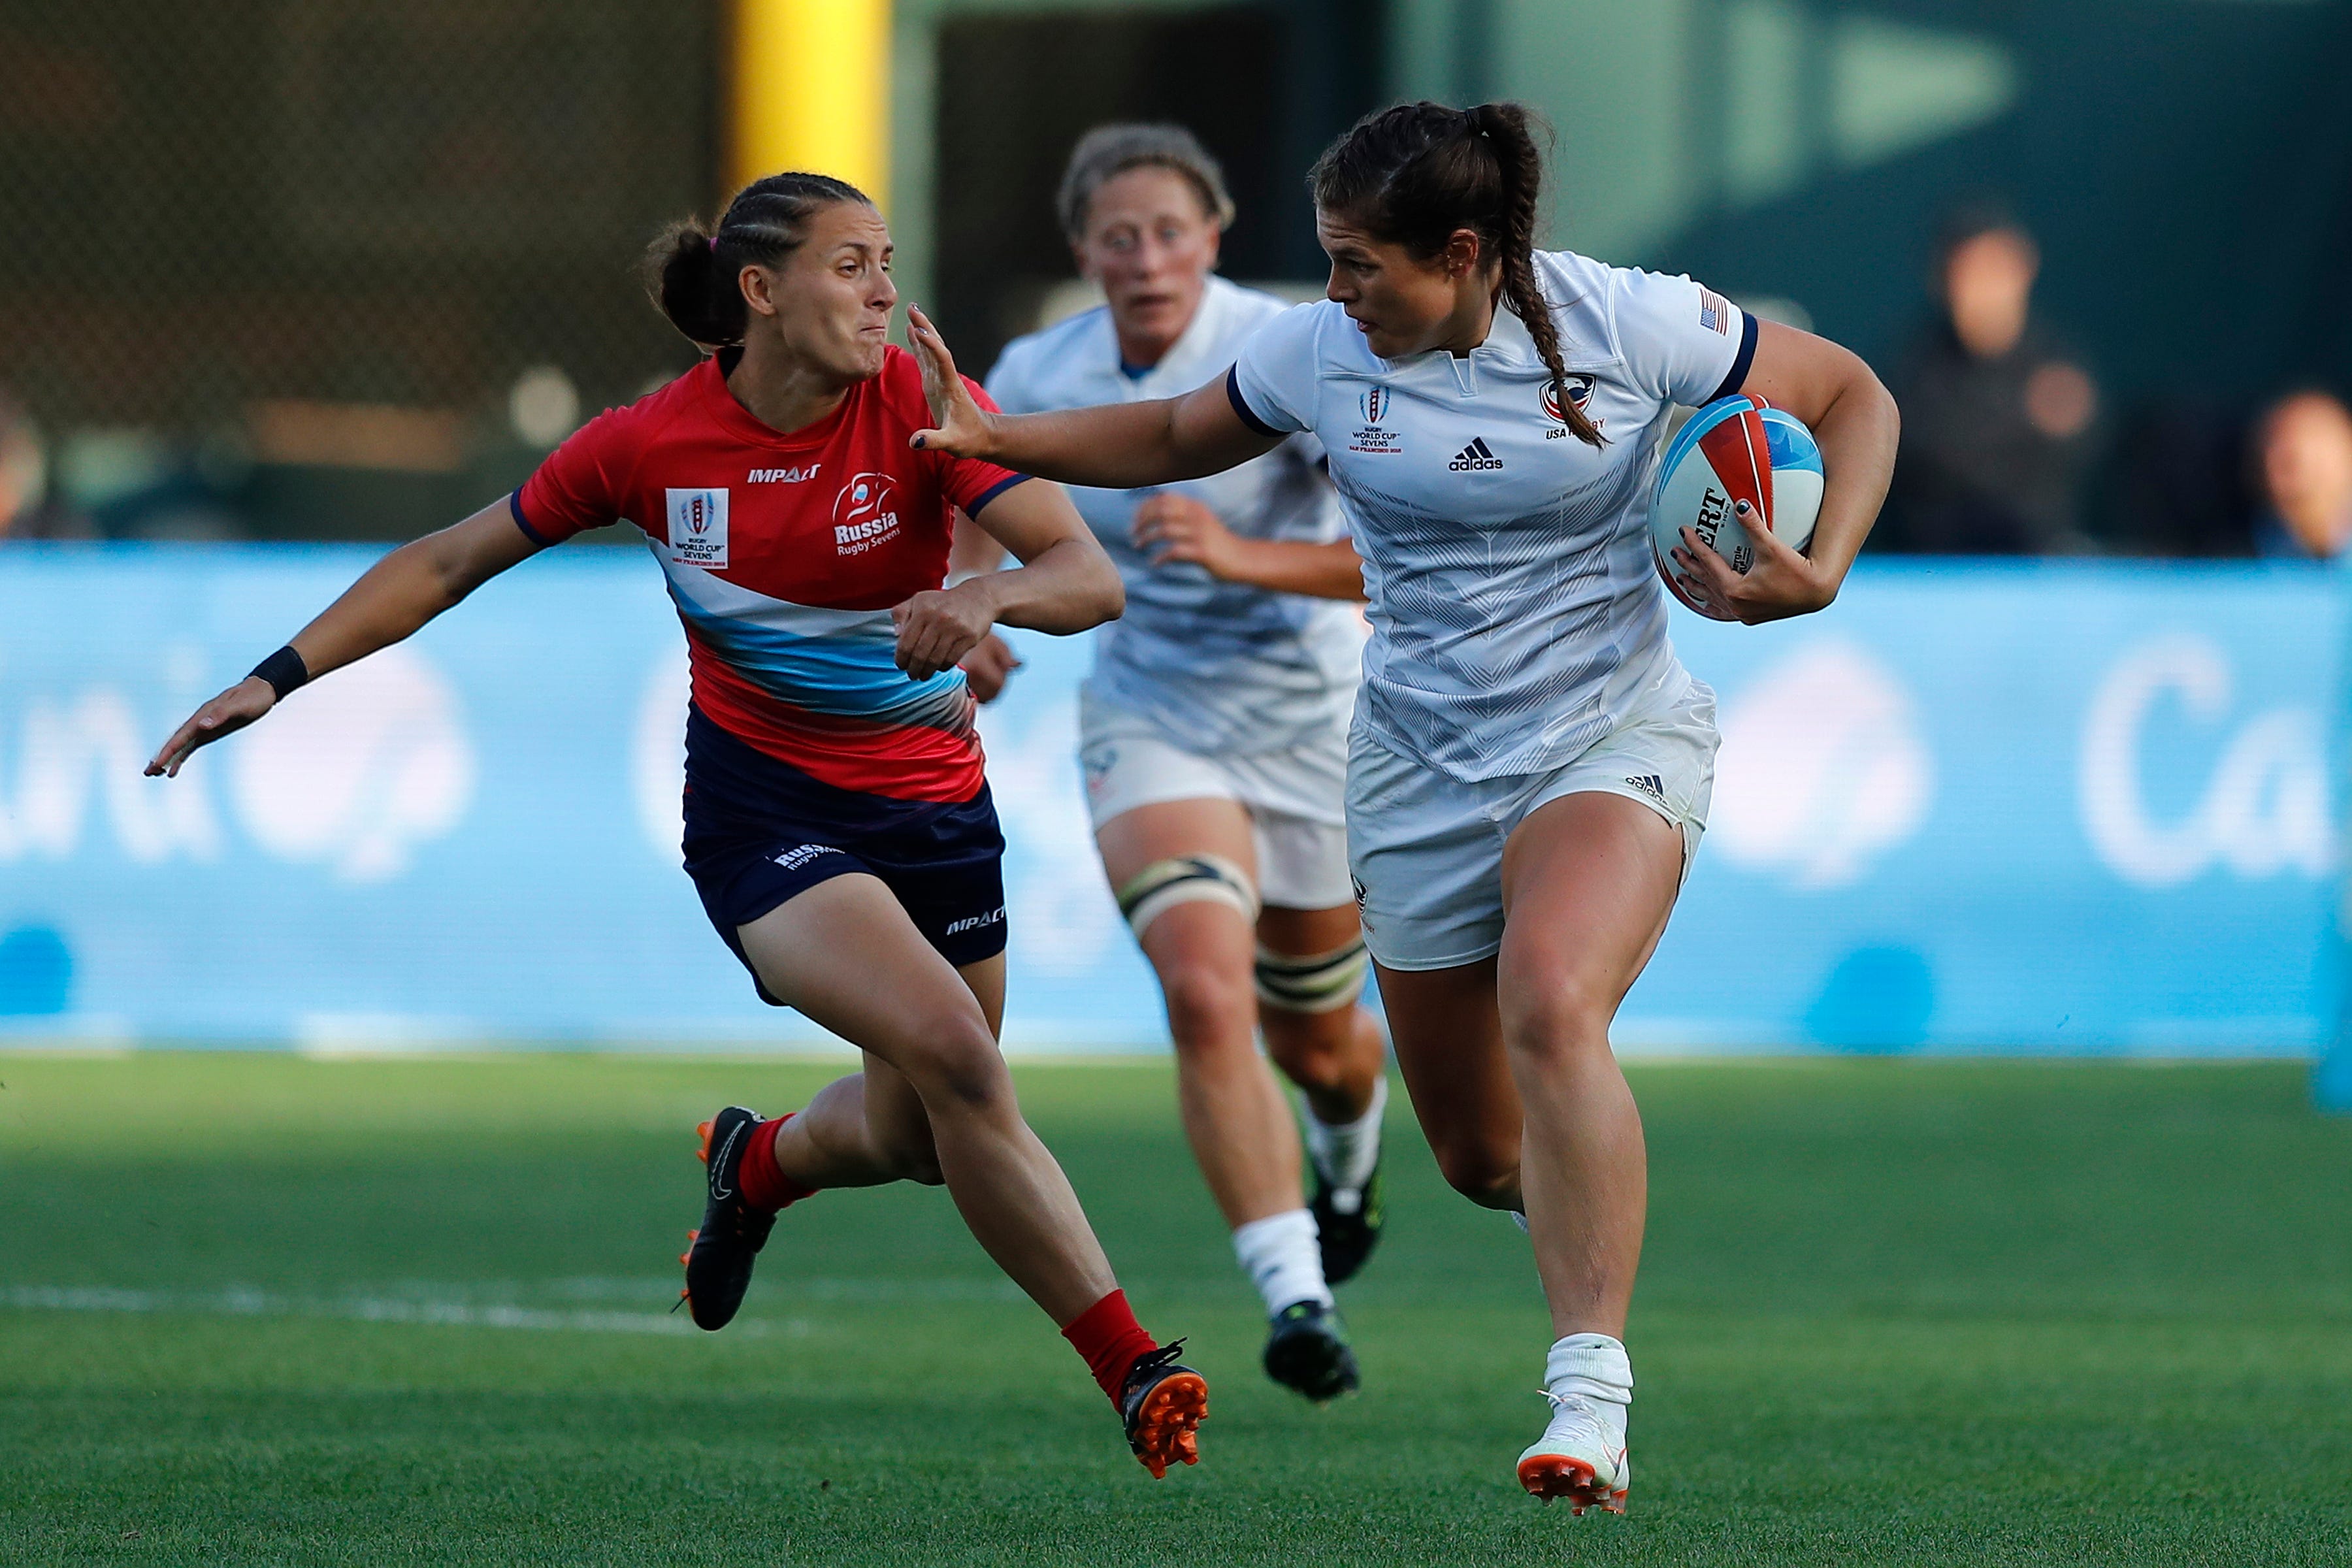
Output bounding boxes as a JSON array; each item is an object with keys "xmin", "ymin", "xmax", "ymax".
[
  {"xmin": 1448, "ymin": 437, "xmax": 1503, "ymax": 472},
  {"xmin": 747, "ymin": 464, "xmax": 820, "ymax": 483}
]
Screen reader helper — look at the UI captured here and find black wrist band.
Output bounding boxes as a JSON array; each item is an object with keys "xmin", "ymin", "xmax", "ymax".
[{"xmin": 248, "ymin": 645, "xmax": 310, "ymax": 701}]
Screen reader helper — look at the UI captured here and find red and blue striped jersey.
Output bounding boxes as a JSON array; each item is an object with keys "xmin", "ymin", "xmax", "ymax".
[{"xmin": 514, "ymin": 348, "xmax": 1026, "ymax": 804}]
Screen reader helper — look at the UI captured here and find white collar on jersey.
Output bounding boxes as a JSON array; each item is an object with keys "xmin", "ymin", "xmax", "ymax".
[{"xmin": 1101, "ymin": 274, "xmax": 1254, "ymax": 390}]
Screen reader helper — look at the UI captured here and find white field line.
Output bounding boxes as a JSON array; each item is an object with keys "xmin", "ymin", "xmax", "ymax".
[{"xmin": 0, "ymin": 1284, "xmax": 799, "ymax": 1337}]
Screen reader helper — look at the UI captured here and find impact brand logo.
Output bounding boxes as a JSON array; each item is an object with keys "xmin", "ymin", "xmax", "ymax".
[
  {"xmin": 832, "ymin": 472, "xmax": 901, "ymax": 555},
  {"xmin": 943, "ymin": 906, "xmax": 1006, "ymax": 938},
  {"xmin": 747, "ymin": 464, "xmax": 820, "ymax": 483}
]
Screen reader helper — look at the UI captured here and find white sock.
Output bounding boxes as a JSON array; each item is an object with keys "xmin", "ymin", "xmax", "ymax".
[
  {"xmin": 1303, "ymin": 1075, "xmax": 1388, "ymax": 1192},
  {"xmin": 1232, "ymin": 1207, "xmax": 1332, "ymax": 1315},
  {"xmin": 1544, "ymin": 1333, "xmax": 1632, "ymax": 1447}
]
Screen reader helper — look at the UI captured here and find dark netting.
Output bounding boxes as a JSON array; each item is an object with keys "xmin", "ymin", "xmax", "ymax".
[{"xmin": 0, "ymin": 0, "xmax": 719, "ymax": 539}]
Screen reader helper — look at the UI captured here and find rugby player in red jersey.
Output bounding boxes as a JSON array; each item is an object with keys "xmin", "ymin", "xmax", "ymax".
[{"xmin": 146, "ymin": 172, "xmax": 1209, "ymax": 1480}]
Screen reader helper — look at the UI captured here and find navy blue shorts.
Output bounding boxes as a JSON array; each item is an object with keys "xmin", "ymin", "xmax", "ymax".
[{"xmin": 679, "ymin": 710, "xmax": 1008, "ymax": 1005}]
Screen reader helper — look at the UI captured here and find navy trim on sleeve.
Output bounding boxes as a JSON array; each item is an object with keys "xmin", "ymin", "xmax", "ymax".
[
  {"xmin": 1706, "ymin": 310, "xmax": 1760, "ymax": 404},
  {"xmin": 1225, "ymin": 365, "xmax": 1283, "ymax": 438},
  {"xmin": 509, "ymin": 489, "xmax": 554, "ymax": 547},
  {"xmin": 964, "ymin": 472, "xmax": 1032, "ymax": 515}
]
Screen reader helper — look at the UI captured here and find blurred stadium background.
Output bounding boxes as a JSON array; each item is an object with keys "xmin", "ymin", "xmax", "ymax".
[
  {"xmin": 5, "ymin": 0, "xmax": 2351, "ymax": 1076},
  {"xmin": 5, "ymin": 5, "xmax": 2352, "ymax": 1562}
]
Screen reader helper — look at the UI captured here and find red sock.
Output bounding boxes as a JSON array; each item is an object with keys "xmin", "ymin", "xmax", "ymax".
[
  {"xmin": 1062, "ymin": 1289, "xmax": 1156, "ymax": 1406},
  {"xmin": 738, "ymin": 1113, "xmax": 817, "ymax": 1212}
]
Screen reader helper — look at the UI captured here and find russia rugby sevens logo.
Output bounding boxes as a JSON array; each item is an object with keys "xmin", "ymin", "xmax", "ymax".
[{"xmin": 832, "ymin": 471, "xmax": 902, "ymax": 554}]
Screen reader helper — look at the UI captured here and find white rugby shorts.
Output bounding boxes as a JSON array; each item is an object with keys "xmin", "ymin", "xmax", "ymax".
[
  {"xmin": 1346, "ymin": 676, "xmax": 1719, "ymax": 972},
  {"xmin": 1078, "ymin": 688, "xmax": 1354, "ymax": 911}
]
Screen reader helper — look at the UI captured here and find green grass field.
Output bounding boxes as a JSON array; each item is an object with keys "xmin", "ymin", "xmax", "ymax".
[{"xmin": 3, "ymin": 1053, "xmax": 2350, "ymax": 1566}]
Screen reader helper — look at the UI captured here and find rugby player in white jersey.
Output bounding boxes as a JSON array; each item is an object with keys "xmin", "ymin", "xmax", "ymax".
[
  {"xmin": 959, "ymin": 125, "xmax": 1390, "ymax": 1402},
  {"xmin": 909, "ymin": 101, "xmax": 1898, "ymax": 1509}
]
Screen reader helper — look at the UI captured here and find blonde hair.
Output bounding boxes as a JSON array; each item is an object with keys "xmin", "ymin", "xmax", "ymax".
[{"xmin": 1056, "ymin": 123, "xmax": 1235, "ymax": 239}]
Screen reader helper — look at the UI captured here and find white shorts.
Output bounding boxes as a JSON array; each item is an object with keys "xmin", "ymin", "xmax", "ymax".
[
  {"xmin": 1078, "ymin": 689, "xmax": 1354, "ymax": 911},
  {"xmin": 1346, "ymin": 678, "xmax": 1719, "ymax": 972}
]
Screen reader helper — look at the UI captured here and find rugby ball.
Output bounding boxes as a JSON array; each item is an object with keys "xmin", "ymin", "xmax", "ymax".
[{"xmin": 1650, "ymin": 395, "xmax": 1823, "ymax": 620}]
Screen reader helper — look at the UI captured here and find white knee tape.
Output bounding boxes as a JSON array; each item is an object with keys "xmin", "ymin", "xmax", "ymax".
[
  {"xmin": 1254, "ymin": 938, "xmax": 1369, "ymax": 1015},
  {"xmin": 1115, "ymin": 854, "xmax": 1258, "ymax": 941}
]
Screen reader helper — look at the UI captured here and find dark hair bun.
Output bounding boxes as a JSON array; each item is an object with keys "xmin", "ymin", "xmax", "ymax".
[
  {"xmin": 646, "ymin": 220, "xmax": 740, "ymax": 347},
  {"xmin": 642, "ymin": 172, "xmax": 874, "ymax": 349}
]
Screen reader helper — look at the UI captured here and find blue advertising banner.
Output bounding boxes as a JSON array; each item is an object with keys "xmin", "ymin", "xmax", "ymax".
[{"xmin": 0, "ymin": 548, "xmax": 2339, "ymax": 1055}]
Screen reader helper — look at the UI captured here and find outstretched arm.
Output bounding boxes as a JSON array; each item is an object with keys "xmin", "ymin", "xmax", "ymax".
[
  {"xmin": 146, "ymin": 501, "xmax": 541, "ymax": 776},
  {"xmin": 906, "ymin": 305, "xmax": 1279, "ymax": 487},
  {"xmin": 1673, "ymin": 319, "xmax": 1898, "ymax": 623},
  {"xmin": 890, "ymin": 480, "xmax": 1124, "ymax": 682}
]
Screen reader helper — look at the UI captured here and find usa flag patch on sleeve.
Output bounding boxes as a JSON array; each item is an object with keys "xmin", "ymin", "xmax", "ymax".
[{"xmin": 1697, "ymin": 289, "xmax": 1732, "ymax": 335}]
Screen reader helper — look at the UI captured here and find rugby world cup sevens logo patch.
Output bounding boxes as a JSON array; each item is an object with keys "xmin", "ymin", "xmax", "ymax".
[
  {"xmin": 664, "ymin": 487, "xmax": 729, "ymax": 566},
  {"xmin": 1360, "ymin": 387, "xmax": 1390, "ymax": 423},
  {"xmin": 832, "ymin": 472, "xmax": 902, "ymax": 554}
]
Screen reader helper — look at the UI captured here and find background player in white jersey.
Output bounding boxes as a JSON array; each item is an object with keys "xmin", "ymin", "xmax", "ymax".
[
  {"xmin": 907, "ymin": 101, "xmax": 1899, "ymax": 1509},
  {"xmin": 964, "ymin": 125, "xmax": 1389, "ymax": 1402}
]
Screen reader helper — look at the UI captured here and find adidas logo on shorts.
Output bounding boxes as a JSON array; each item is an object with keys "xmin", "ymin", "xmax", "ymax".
[
  {"xmin": 1448, "ymin": 437, "xmax": 1503, "ymax": 472},
  {"xmin": 1625, "ymin": 774, "xmax": 1667, "ymax": 804}
]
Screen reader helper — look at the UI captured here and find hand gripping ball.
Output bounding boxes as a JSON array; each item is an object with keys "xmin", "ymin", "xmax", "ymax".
[{"xmin": 1649, "ymin": 394, "xmax": 1823, "ymax": 620}]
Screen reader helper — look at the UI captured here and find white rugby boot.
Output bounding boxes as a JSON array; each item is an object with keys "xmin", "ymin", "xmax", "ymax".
[
  {"xmin": 1516, "ymin": 1390, "xmax": 1629, "ymax": 1512},
  {"xmin": 1515, "ymin": 1332, "xmax": 1633, "ymax": 1512}
]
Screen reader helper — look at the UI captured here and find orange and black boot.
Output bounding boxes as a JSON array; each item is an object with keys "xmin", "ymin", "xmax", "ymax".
[
  {"xmin": 681, "ymin": 1105, "xmax": 777, "ymax": 1330},
  {"xmin": 1119, "ymin": 1341, "xmax": 1209, "ymax": 1479}
]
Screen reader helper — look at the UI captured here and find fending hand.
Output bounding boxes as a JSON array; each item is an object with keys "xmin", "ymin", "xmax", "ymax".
[
  {"xmin": 906, "ymin": 305, "xmax": 998, "ymax": 460},
  {"xmin": 144, "ymin": 676, "xmax": 276, "ymax": 779}
]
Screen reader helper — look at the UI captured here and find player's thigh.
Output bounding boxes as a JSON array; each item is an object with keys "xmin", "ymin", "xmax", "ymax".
[
  {"xmin": 1095, "ymin": 796, "xmax": 1260, "ymax": 891},
  {"xmin": 735, "ymin": 874, "xmax": 1004, "ymax": 1093},
  {"xmin": 1495, "ymin": 791, "xmax": 1685, "ymax": 1049},
  {"xmin": 1255, "ymin": 902, "xmax": 1368, "ymax": 1054},
  {"xmin": 958, "ymin": 951, "xmax": 1007, "ymax": 1038},
  {"xmin": 1256, "ymin": 901, "xmax": 1360, "ymax": 957},
  {"xmin": 1376, "ymin": 956, "xmax": 1521, "ymax": 1194},
  {"xmin": 1097, "ymin": 798, "xmax": 1261, "ymax": 1011}
]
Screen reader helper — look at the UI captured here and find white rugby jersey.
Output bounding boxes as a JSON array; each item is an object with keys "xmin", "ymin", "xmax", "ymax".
[
  {"xmin": 1228, "ymin": 250, "xmax": 1756, "ymax": 781},
  {"xmin": 987, "ymin": 276, "xmax": 1364, "ymax": 756}
]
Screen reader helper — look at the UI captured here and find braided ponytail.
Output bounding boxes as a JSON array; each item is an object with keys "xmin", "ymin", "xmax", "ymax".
[
  {"xmin": 1468, "ymin": 104, "xmax": 1601, "ymax": 448},
  {"xmin": 1310, "ymin": 100, "xmax": 1603, "ymax": 448},
  {"xmin": 643, "ymin": 172, "xmax": 874, "ymax": 348}
]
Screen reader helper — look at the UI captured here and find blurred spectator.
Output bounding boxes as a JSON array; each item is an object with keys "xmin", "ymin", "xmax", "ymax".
[
  {"xmin": 2247, "ymin": 390, "xmax": 2352, "ymax": 561},
  {"xmin": 1880, "ymin": 210, "xmax": 2099, "ymax": 555},
  {"xmin": 0, "ymin": 393, "xmax": 94, "ymax": 540},
  {"xmin": 2085, "ymin": 401, "xmax": 2252, "ymax": 559}
]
